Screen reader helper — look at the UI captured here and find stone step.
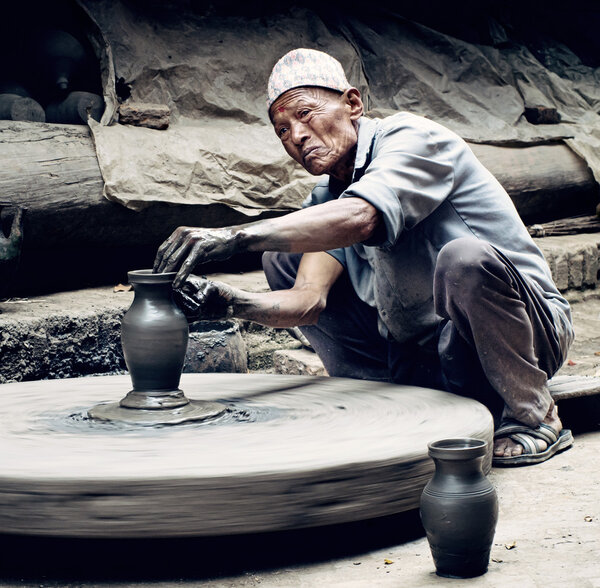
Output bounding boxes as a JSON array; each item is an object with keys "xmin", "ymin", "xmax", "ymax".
[
  {"xmin": 270, "ymin": 342, "xmax": 600, "ymax": 403},
  {"xmin": 273, "ymin": 348, "xmax": 328, "ymax": 377},
  {"xmin": 534, "ymin": 232, "xmax": 600, "ymax": 297}
]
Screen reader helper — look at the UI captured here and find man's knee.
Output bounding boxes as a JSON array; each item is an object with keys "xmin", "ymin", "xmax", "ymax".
[
  {"xmin": 435, "ymin": 238, "xmax": 498, "ymax": 289},
  {"xmin": 434, "ymin": 238, "xmax": 504, "ymax": 312},
  {"xmin": 262, "ymin": 251, "xmax": 301, "ymax": 291}
]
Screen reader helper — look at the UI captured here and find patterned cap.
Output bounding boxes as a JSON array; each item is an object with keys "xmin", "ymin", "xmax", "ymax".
[{"xmin": 267, "ymin": 48, "xmax": 351, "ymax": 110}]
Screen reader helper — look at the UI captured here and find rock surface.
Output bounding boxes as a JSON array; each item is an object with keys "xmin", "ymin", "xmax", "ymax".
[
  {"xmin": 119, "ymin": 102, "xmax": 170, "ymax": 130},
  {"xmin": 273, "ymin": 348, "xmax": 328, "ymax": 377},
  {"xmin": 536, "ymin": 233, "xmax": 600, "ymax": 294}
]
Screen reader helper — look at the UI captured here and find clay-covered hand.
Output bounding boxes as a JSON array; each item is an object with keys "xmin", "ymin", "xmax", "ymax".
[
  {"xmin": 173, "ymin": 275, "xmax": 236, "ymax": 322},
  {"xmin": 153, "ymin": 226, "xmax": 239, "ymax": 288}
]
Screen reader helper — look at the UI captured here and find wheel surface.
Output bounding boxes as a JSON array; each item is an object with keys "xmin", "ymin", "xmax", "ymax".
[{"xmin": 0, "ymin": 373, "xmax": 493, "ymax": 537}]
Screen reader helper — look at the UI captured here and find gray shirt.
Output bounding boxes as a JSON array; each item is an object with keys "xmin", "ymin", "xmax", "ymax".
[{"xmin": 304, "ymin": 113, "xmax": 572, "ymax": 344}]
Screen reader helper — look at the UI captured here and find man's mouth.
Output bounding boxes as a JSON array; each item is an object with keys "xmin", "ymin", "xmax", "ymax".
[{"xmin": 302, "ymin": 146, "xmax": 319, "ymax": 162}]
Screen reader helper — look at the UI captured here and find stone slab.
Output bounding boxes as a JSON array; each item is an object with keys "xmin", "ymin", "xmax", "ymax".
[
  {"xmin": 273, "ymin": 348, "xmax": 328, "ymax": 377},
  {"xmin": 534, "ymin": 232, "xmax": 600, "ymax": 293},
  {"xmin": 0, "ymin": 288, "xmax": 130, "ymax": 383},
  {"xmin": 0, "ymin": 288, "xmax": 251, "ymax": 383}
]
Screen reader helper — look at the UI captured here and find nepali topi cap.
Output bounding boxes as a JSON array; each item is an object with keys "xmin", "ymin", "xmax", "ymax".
[{"xmin": 267, "ymin": 48, "xmax": 351, "ymax": 110}]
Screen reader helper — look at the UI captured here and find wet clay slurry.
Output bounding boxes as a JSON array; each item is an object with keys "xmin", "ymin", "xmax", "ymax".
[{"xmin": 0, "ymin": 373, "xmax": 493, "ymax": 537}]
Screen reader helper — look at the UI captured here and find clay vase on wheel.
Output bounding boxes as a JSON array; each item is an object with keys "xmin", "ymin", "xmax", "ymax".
[
  {"xmin": 420, "ymin": 438, "xmax": 498, "ymax": 578},
  {"xmin": 120, "ymin": 269, "xmax": 189, "ymax": 410}
]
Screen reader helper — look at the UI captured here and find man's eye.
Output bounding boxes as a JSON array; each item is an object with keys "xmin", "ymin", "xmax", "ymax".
[
  {"xmin": 299, "ymin": 109, "xmax": 310, "ymax": 118},
  {"xmin": 278, "ymin": 127, "xmax": 288, "ymax": 138}
]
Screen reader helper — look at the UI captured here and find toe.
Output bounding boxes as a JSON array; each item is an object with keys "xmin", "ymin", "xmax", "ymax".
[
  {"xmin": 493, "ymin": 438, "xmax": 509, "ymax": 457},
  {"xmin": 509, "ymin": 440, "xmax": 524, "ymax": 456},
  {"xmin": 494, "ymin": 437, "xmax": 524, "ymax": 457}
]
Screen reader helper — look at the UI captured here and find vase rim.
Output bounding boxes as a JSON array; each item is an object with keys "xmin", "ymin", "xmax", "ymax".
[
  {"xmin": 127, "ymin": 269, "xmax": 177, "ymax": 284},
  {"xmin": 428, "ymin": 437, "xmax": 488, "ymax": 459}
]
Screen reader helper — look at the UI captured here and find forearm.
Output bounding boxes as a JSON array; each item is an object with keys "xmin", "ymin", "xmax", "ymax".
[
  {"xmin": 229, "ymin": 286, "xmax": 326, "ymax": 328},
  {"xmin": 233, "ymin": 197, "xmax": 380, "ymax": 254},
  {"xmin": 154, "ymin": 197, "xmax": 377, "ymax": 287}
]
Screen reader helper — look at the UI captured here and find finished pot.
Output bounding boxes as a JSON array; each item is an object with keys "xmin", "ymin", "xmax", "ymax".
[
  {"xmin": 120, "ymin": 269, "xmax": 189, "ymax": 409},
  {"xmin": 420, "ymin": 438, "xmax": 498, "ymax": 578}
]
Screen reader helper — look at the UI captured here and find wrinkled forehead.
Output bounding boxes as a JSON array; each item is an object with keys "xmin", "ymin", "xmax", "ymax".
[{"xmin": 269, "ymin": 86, "xmax": 341, "ymax": 122}]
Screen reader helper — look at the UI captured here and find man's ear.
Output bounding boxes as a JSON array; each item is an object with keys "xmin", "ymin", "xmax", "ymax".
[{"xmin": 344, "ymin": 88, "xmax": 364, "ymax": 120}]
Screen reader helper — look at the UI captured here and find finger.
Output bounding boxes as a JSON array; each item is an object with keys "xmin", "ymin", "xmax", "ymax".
[
  {"xmin": 180, "ymin": 274, "xmax": 205, "ymax": 296},
  {"xmin": 160, "ymin": 235, "xmax": 194, "ymax": 274},
  {"xmin": 154, "ymin": 237, "xmax": 183, "ymax": 273},
  {"xmin": 153, "ymin": 227, "xmax": 187, "ymax": 273},
  {"xmin": 153, "ymin": 243, "xmax": 167, "ymax": 273},
  {"xmin": 172, "ymin": 288, "xmax": 202, "ymax": 321},
  {"xmin": 173, "ymin": 242, "xmax": 204, "ymax": 288},
  {"xmin": 154, "ymin": 235, "xmax": 176, "ymax": 273}
]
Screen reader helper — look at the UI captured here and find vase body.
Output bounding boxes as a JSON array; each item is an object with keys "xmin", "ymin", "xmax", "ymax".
[
  {"xmin": 420, "ymin": 438, "xmax": 498, "ymax": 578},
  {"xmin": 120, "ymin": 269, "xmax": 189, "ymax": 409}
]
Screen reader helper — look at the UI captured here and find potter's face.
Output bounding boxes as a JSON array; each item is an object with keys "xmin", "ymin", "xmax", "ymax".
[{"xmin": 270, "ymin": 87, "xmax": 363, "ymax": 180}]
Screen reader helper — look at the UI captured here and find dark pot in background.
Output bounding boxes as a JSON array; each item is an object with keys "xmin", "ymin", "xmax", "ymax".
[
  {"xmin": 420, "ymin": 438, "xmax": 498, "ymax": 578},
  {"xmin": 45, "ymin": 90, "xmax": 104, "ymax": 124},
  {"xmin": 120, "ymin": 269, "xmax": 189, "ymax": 409}
]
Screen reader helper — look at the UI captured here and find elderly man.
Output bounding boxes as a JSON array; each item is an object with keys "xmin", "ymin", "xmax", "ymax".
[{"xmin": 154, "ymin": 48, "xmax": 574, "ymax": 466}]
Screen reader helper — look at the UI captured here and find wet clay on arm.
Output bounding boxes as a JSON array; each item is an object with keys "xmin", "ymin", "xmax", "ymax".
[
  {"xmin": 154, "ymin": 197, "xmax": 379, "ymax": 287},
  {"xmin": 175, "ymin": 252, "xmax": 344, "ymax": 328}
]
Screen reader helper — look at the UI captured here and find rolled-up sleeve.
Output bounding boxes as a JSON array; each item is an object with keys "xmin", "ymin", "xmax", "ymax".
[{"xmin": 340, "ymin": 122, "xmax": 456, "ymax": 249}]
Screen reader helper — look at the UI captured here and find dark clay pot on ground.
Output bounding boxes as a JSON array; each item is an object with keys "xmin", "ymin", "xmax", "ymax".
[
  {"xmin": 420, "ymin": 438, "xmax": 498, "ymax": 578},
  {"xmin": 120, "ymin": 269, "xmax": 189, "ymax": 409}
]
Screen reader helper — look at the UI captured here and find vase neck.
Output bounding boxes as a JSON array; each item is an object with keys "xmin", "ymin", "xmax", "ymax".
[
  {"xmin": 433, "ymin": 455, "xmax": 484, "ymax": 477},
  {"xmin": 133, "ymin": 282, "xmax": 173, "ymax": 299}
]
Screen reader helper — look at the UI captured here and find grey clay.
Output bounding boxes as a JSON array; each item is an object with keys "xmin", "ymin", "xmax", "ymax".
[{"xmin": 120, "ymin": 269, "xmax": 189, "ymax": 409}]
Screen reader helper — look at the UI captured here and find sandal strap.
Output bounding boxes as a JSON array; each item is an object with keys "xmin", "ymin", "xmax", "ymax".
[
  {"xmin": 494, "ymin": 420, "xmax": 558, "ymax": 445},
  {"xmin": 508, "ymin": 432, "xmax": 548, "ymax": 455}
]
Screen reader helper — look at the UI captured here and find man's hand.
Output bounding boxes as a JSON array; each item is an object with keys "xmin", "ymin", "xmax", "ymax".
[
  {"xmin": 173, "ymin": 275, "xmax": 235, "ymax": 322},
  {"xmin": 153, "ymin": 198, "xmax": 379, "ymax": 288},
  {"xmin": 153, "ymin": 226, "xmax": 239, "ymax": 288},
  {"xmin": 173, "ymin": 252, "xmax": 343, "ymax": 329}
]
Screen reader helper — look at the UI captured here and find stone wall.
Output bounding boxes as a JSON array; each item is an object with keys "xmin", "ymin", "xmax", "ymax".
[{"xmin": 536, "ymin": 233, "xmax": 600, "ymax": 294}]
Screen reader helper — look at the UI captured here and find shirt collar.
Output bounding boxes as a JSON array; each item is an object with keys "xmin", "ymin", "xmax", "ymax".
[
  {"xmin": 328, "ymin": 116, "xmax": 378, "ymax": 195},
  {"xmin": 352, "ymin": 116, "xmax": 378, "ymax": 180}
]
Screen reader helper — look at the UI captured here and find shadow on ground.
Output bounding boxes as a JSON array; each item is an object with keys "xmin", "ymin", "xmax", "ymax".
[
  {"xmin": 0, "ymin": 509, "xmax": 424, "ymax": 584},
  {"xmin": 559, "ymin": 395, "xmax": 600, "ymax": 434}
]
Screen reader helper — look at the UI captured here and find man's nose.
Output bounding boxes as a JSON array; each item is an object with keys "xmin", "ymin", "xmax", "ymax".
[{"xmin": 290, "ymin": 121, "xmax": 309, "ymax": 145}]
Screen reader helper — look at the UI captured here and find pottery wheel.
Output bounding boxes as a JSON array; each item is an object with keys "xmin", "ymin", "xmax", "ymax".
[{"xmin": 0, "ymin": 373, "xmax": 493, "ymax": 538}]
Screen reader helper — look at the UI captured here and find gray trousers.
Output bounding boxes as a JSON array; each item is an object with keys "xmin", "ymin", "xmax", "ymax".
[{"xmin": 262, "ymin": 238, "xmax": 571, "ymax": 428}]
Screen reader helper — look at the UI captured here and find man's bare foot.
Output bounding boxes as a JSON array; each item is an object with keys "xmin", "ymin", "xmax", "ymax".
[{"xmin": 493, "ymin": 404, "xmax": 563, "ymax": 458}]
